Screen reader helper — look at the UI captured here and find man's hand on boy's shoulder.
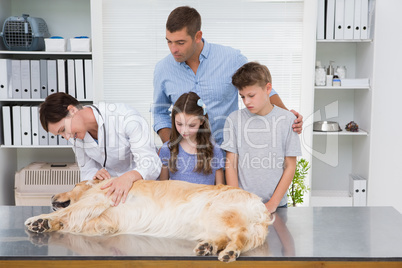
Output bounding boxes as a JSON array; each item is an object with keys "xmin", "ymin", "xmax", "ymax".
[{"xmin": 290, "ymin": 110, "xmax": 303, "ymax": 134}]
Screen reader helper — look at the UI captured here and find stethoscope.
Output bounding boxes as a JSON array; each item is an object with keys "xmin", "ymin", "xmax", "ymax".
[{"xmin": 73, "ymin": 104, "xmax": 107, "ymax": 168}]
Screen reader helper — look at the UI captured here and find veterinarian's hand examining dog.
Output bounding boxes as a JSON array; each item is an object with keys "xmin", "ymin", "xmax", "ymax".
[
  {"xmin": 93, "ymin": 168, "xmax": 111, "ymax": 181},
  {"xmin": 101, "ymin": 170, "xmax": 143, "ymax": 206}
]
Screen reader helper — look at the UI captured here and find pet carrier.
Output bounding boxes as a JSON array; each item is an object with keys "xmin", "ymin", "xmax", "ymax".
[
  {"xmin": 15, "ymin": 162, "xmax": 80, "ymax": 206},
  {"xmin": 0, "ymin": 14, "xmax": 50, "ymax": 51}
]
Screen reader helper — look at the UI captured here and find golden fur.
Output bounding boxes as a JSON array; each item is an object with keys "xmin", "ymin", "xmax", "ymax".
[{"xmin": 25, "ymin": 179, "xmax": 274, "ymax": 262}]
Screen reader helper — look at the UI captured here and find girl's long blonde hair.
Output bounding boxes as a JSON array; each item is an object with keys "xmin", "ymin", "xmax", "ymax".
[{"xmin": 169, "ymin": 92, "xmax": 213, "ymax": 174}]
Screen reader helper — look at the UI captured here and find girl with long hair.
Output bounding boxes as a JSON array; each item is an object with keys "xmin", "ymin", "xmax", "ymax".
[{"xmin": 158, "ymin": 92, "xmax": 224, "ymax": 185}]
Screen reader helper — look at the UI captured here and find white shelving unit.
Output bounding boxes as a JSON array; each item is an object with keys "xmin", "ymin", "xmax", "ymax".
[
  {"xmin": 0, "ymin": 0, "xmax": 92, "ymax": 205},
  {"xmin": 0, "ymin": 50, "xmax": 91, "ymax": 55},
  {"xmin": 315, "ymin": 86, "xmax": 370, "ymax": 90},
  {"xmin": 310, "ymin": 1, "xmax": 375, "ymax": 207},
  {"xmin": 313, "ymin": 129, "xmax": 368, "ymax": 136}
]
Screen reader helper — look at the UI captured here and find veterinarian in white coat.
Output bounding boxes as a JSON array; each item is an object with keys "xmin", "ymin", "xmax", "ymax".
[{"xmin": 40, "ymin": 93, "xmax": 162, "ymax": 206}]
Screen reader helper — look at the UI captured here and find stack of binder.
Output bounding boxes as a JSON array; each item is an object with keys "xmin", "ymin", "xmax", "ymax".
[
  {"xmin": 0, "ymin": 58, "xmax": 93, "ymax": 100},
  {"xmin": 349, "ymin": 174, "xmax": 367, "ymax": 206},
  {"xmin": 2, "ymin": 105, "xmax": 70, "ymax": 146},
  {"xmin": 317, "ymin": 0, "xmax": 373, "ymax": 40}
]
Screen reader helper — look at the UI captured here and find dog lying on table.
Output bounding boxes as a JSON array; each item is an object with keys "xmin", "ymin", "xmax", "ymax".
[{"xmin": 25, "ymin": 179, "xmax": 274, "ymax": 262}]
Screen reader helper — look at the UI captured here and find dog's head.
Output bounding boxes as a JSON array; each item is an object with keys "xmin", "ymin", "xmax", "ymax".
[{"xmin": 51, "ymin": 180, "xmax": 102, "ymax": 211}]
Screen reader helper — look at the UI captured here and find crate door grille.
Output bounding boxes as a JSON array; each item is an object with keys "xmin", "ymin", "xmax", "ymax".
[
  {"xmin": 24, "ymin": 170, "xmax": 80, "ymax": 185},
  {"xmin": 4, "ymin": 21, "xmax": 33, "ymax": 48},
  {"xmin": 51, "ymin": 170, "xmax": 81, "ymax": 185}
]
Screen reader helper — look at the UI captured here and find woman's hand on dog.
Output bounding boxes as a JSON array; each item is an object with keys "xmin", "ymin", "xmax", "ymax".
[
  {"xmin": 101, "ymin": 170, "xmax": 143, "ymax": 206},
  {"xmin": 93, "ymin": 168, "xmax": 111, "ymax": 181}
]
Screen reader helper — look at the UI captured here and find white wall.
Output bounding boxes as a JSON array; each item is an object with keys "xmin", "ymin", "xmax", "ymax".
[{"xmin": 368, "ymin": 0, "xmax": 402, "ymax": 213}]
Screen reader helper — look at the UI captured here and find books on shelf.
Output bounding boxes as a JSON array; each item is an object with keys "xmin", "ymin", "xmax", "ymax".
[
  {"xmin": 349, "ymin": 174, "xmax": 367, "ymax": 206},
  {"xmin": 1, "ymin": 104, "xmax": 72, "ymax": 146},
  {"xmin": 0, "ymin": 58, "xmax": 93, "ymax": 100},
  {"xmin": 317, "ymin": 0, "xmax": 372, "ymax": 40}
]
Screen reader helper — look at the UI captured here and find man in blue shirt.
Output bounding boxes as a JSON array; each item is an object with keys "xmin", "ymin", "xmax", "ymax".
[{"xmin": 153, "ymin": 6, "xmax": 303, "ymax": 145}]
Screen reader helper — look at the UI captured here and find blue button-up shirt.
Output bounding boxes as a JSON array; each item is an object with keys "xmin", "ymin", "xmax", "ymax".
[{"xmin": 153, "ymin": 39, "xmax": 277, "ymax": 145}]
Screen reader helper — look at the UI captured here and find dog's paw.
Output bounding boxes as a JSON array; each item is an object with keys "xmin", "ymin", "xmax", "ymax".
[
  {"xmin": 25, "ymin": 217, "xmax": 51, "ymax": 233},
  {"xmin": 218, "ymin": 249, "xmax": 240, "ymax": 263},
  {"xmin": 194, "ymin": 242, "xmax": 214, "ymax": 256}
]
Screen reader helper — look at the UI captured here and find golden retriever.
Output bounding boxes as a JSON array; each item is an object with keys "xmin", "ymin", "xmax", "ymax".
[{"xmin": 25, "ymin": 179, "xmax": 274, "ymax": 262}]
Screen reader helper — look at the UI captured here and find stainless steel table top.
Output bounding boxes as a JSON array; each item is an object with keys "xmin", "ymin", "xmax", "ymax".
[{"xmin": 1, "ymin": 206, "xmax": 402, "ymax": 261}]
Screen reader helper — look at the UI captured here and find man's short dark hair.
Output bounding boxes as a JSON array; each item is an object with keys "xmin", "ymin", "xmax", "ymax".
[{"xmin": 166, "ymin": 6, "xmax": 201, "ymax": 38}]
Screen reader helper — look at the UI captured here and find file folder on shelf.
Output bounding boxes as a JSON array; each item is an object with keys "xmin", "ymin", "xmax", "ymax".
[
  {"xmin": 67, "ymin": 59, "xmax": 76, "ymax": 98},
  {"xmin": 357, "ymin": 175, "xmax": 367, "ymax": 206},
  {"xmin": 40, "ymin": 59, "xmax": 48, "ymax": 99},
  {"xmin": 30, "ymin": 60, "xmax": 41, "ymax": 99},
  {"xmin": 39, "ymin": 117, "xmax": 49, "ymax": 146},
  {"xmin": 360, "ymin": 0, "xmax": 369, "ymax": 39},
  {"xmin": 84, "ymin": 59, "xmax": 93, "ymax": 100},
  {"xmin": 31, "ymin": 106, "xmax": 40, "ymax": 146},
  {"xmin": 58, "ymin": 135, "xmax": 69, "ymax": 145},
  {"xmin": 349, "ymin": 174, "xmax": 367, "ymax": 206},
  {"xmin": 48, "ymin": 133, "xmax": 58, "ymax": 145},
  {"xmin": 47, "ymin": 60, "xmax": 58, "ymax": 96},
  {"xmin": 325, "ymin": 0, "xmax": 336, "ymax": 40},
  {"xmin": 21, "ymin": 60, "xmax": 31, "ymax": 99},
  {"xmin": 334, "ymin": 0, "xmax": 345, "ymax": 40},
  {"xmin": 21, "ymin": 106, "xmax": 32, "ymax": 146},
  {"xmin": 57, "ymin": 59, "xmax": 66, "ymax": 93},
  {"xmin": 75, "ymin": 59, "xmax": 85, "ymax": 100},
  {"xmin": 316, "ymin": 0, "xmax": 325, "ymax": 40},
  {"xmin": 344, "ymin": 0, "xmax": 355, "ymax": 39},
  {"xmin": 2, "ymin": 106, "xmax": 12, "ymax": 145},
  {"xmin": 11, "ymin": 60, "xmax": 22, "ymax": 99},
  {"xmin": 353, "ymin": 0, "xmax": 362, "ymax": 39},
  {"xmin": 0, "ymin": 59, "xmax": 12, "ymax": 99},
  {"xmin": 12, "ymin": 105, "xmax": 22, "ymax": 146}
]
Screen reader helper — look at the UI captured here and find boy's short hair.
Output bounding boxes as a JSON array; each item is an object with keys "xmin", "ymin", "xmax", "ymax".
[
  {"xmin": 166, "ymin": 6, "xmax": 201, "ymax": 38},
  {"xmin": 232, "ymin": 62, "xmax": 272, "ymax": 90}
]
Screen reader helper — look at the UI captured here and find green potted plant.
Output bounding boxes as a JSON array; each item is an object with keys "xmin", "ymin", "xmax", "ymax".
[{"xmin": 288, "ymin": 158, "xmax": 310, "ymax": 207}]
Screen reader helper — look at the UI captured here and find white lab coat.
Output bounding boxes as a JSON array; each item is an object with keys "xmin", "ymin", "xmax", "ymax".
[{"xmin": 70, "ymin": 102, "xmax": 162, "ymax": 181}]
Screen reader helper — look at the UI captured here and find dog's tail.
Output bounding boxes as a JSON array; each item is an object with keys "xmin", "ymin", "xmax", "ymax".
[
  {"xmin": 268, "ymin": 212, "xmax": 276, "ymax": 225},
  {"xmin": 241, "ymin": 207, "xmax": 273, "ymax": 253}
]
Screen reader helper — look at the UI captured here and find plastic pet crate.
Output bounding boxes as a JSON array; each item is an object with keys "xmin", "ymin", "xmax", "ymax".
[
  {"xmin": 0, "ymin": 14, "xmax": 50, "ymax": 51},
  {"xmin": 15, "ymin": 162, "xmax": 80, "ymax": 206}
]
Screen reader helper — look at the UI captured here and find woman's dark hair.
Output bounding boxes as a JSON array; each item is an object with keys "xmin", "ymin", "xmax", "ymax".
[
  {"xmin": 169, "ymin": 92, "xmax": 213, "ymax": 174},
  {"xmin": 39, "ymin": 92, "xmax": 81, "ymax": 131}
]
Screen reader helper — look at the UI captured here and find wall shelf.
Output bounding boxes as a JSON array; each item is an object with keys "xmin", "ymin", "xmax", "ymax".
[
  {"xmin": 0, "ymin": 99, "xmax": 92, "ymax": 102},
  {"xmin": 1, "ymin": 145, "xmax": 72, "ymax": 149},
  {"xmin": 313, "ymin": 129, "xmax": 368, "ymax": 136},
  {"xmin": 0, "ymin": 0, "xmax": 92, "ymax": 205},
  {"xmin": 315, "ymin": 86, "xmax": 370, "ymax": 90},
  {"xmin": 0, "ymin": 50, "xmax": 91, "ymax": 56},
  {"xmin": 310, "ymin": 190, "xmax": 353, "ymax": 207},
  {"xmin": 316, "ymin": 39, "xmax": 372, "ymax": 43},
  {"xmin": 311, "ymin": 0, "xmax": 375, "ymax": 207}
]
